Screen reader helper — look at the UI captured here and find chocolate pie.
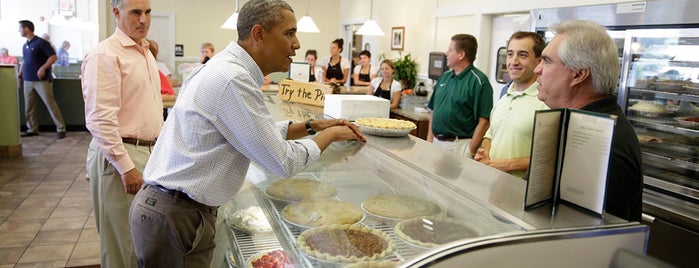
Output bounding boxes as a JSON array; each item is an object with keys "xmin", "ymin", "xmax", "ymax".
[
  {"xmin": 394, "ymin": 217, "xmax": 479, "ymax": 248},
  {"xmin": 297, "ymin": 224, "xmax": 395, "ymax": 263}
]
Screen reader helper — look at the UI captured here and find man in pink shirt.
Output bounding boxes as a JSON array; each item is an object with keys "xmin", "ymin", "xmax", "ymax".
[{"xmin": 80, "ymin": 0, "xmax": 162, "ymax": 267}]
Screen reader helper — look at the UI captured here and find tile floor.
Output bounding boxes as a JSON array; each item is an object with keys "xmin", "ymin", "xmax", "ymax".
[{"xmin": 0, "ymin": 131, "xmax": 100, "ymax": 267}]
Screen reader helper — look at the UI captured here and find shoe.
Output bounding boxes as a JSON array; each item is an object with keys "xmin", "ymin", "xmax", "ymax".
[
  {"xmin": 57, "ymin": 132, "xmax": 66, "ymax": 139},
  {"xmin": 20, "ymin": 132, "xmax": 38, "ymax": 137}
]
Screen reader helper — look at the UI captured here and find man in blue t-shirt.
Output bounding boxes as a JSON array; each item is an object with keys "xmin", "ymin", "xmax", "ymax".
[{"xmin": 18, "ymin": 20, "xmax": 66, "ymax": 139}]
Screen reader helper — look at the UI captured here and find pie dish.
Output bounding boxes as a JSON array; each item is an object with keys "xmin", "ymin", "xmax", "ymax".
[
  {"xmin": 265, "ymin": 178, "xmax": 337, "ymax": 202},
  {"xmin": 344, "ymin": 260, "xmax": 399, "ymax": 268},
  {"xmin": 675, "ymin": 116, "xmax": 699, "ymax": 129},
  {"xmin": 282, "ymin": 198, "xmax": 364, "ymax": 229},
  {"xmin": 355, "ymin": 118, "xmax": 417, "ymax": 137},
  {"xmin": 361, "ymin": 195, "xmax": 441, "ymax": 221},
  {"xmin": 297, "ymin": 224, "xmax": 395, "ymax": 263},
  {"xmin": 394, "ymin": 216, "xmax": 480, "ymax": 248}
]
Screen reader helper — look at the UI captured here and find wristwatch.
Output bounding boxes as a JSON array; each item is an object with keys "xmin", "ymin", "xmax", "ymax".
[{"xmin": 305, "ymin": 119, "xmax": 316, "ymax": 135}]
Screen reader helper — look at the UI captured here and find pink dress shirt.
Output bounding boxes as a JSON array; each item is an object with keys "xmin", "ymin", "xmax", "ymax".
[{"xmin": 81, "ymin": 28, "xmax": 163, "ymax": 174}]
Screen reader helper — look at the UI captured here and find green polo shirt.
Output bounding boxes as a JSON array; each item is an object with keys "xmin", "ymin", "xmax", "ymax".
[
  {"xmin": 484, "ymin": 82, "xmax": 549, "ymax": 177},
  {"xmin": 428, "ymin": 64, "xmax": 493, "ymax": 138}
]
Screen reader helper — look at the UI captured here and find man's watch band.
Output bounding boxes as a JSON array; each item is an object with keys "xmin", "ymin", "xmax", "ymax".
[{"xmin": 305, "ymin": 119, "xmax": 316, "ymax": 135}]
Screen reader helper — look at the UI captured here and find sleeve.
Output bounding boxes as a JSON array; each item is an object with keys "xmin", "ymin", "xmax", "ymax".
[
  {"xmin": 159, "ymin": 71, "xmax": 174, "ymax": 95},
  {"xmin": 40, "ymin": 40, "xmax": 56, "ymax": 57},
  {"xmin": 477, "ymin": 79, "xmax": 494, "ymax": 118},
  {"xmin": 81, "ymin": 50, "xmax": 135, "ymax": 174},
  {"xmin": 319, "ymin": 57, "xmax": 329, "ymax": 68},
  {"xmin": 353, "ymin": 65, "xmax": 361, "ymax": 74},
  {"xmin": 341, "ymin": 58, "xmax": 351, "ymax": 71},
  {"xmin": 390, "ymin": 80, "xmax": 402, "ymax": 95},
  {"xmin": 370, "ymin": 65, "xmax": 379, "ymax": 75}
]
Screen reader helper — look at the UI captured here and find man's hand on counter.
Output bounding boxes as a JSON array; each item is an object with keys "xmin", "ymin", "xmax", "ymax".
[{"xmin": 312, "ymin": 118, "xmax": 366, "ymax": 142}]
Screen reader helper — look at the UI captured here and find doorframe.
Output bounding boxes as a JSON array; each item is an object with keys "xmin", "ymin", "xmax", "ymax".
[{"xmin": 151, "ymin": 11, "xmax": 176, "ymax": 72}]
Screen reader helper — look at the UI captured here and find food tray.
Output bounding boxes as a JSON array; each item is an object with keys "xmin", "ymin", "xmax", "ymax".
[
  {"xmin": 675, "ymin": 117, "xmax": 699, "ymax": 129},
  {"xmin": 357, "ymin": 125, "xmax": 416, "ymax": 137}
]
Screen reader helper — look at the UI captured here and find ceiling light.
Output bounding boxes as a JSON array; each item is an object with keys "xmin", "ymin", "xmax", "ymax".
[
  {"xmin": 356, "ymin": 0, "xmax": 384, "ymax": 36},
  {"xmin": 221, "ymin": 0, "xmax": 239, "ymax": 30},
  {"xmin": 297, "ymin": 0, "xmax": 319, "ymax": 33}
]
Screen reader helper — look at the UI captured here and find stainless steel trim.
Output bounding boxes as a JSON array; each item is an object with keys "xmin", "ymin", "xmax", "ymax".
[{"xmin": 642, "ymin": 213, "xmax": 656, "ymax": 223}]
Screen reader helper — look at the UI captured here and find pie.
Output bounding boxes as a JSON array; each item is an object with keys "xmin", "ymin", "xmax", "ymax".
[
  {"xmin": 355, "ymin": 118, "xmax": 416, "ymax": 130},
  {"xmin": 394, "ymin": 217, "xmax": 479, "ymax": 248},
  {"xmin": 283, "ymin": 198, "xmax": 363, "ymax": 228},
  {"xmin": 297, "ymin": 224, "xmax": 395, "ymax": 263},
  {"xmin": 226, "ymin": 206, "xmax": 272, "ymax": 234},
  {"xmin": 362, "ymin": 195, "xmax": 441, "ymax": 220},
  {"xmin": 265, "ymin": 178, "xmax": 337, "ymax": 202},
  {"xmin": 345, "ymin": 261, "xmax": 398, "ymax": 268},
  {"xmin": 247, "ymin": 249, "xmax": 292, "ymax": 268}
]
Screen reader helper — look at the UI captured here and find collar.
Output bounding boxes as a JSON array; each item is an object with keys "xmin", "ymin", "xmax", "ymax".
[
  {"xmin": 506, "ymin": 81, "xmax": 539, "ymax": 97},
  {"xmin": 581, "ymin": 95, "xmax": 618, "ymax": 112},
  {"xmin": 227, "ymin": 42, "xmax": 265, "ymax": 86},
  {"xmin": 114, "ymin": 28, "xmax": 149, "ymax": 51}
]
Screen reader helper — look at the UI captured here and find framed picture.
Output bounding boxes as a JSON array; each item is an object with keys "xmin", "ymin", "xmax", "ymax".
[{"xmin": 391, "ymin": 27, "xmax": 405, "ymax": 51}]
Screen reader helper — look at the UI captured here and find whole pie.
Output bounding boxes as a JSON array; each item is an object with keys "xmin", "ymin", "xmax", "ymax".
[
  {"xmin": 394, "ymin": 217, "xmax": 479, "ymax": 248},
  {"xmin": 283, "ymin": 198, "xmax": 363, "ymax": 228},
  {"xmin": 265, "ymin": 178, "xmax": 337, "ymax": 202},
  {"xmin": 362, "ymin": 195, "xmax": 440, "ymax": 220},
  {"xmin": 297, "ymin": 224, "xmax": 395, "ymax": 263}
]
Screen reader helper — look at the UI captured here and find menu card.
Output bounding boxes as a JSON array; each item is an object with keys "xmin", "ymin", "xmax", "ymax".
[{"xmin": 524, "ymin": 109, "xmax": 617, "ymax": 217}]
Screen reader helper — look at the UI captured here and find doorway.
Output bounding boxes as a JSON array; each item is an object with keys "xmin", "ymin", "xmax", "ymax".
[{"xmin": 149, "ymin": 11, "xmax": 176, "ymax": 75}]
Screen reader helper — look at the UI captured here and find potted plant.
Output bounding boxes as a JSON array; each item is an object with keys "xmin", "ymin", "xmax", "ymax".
[{"xmin": 393, "ymin": 53, "xmax": 418, "ymax": 91}]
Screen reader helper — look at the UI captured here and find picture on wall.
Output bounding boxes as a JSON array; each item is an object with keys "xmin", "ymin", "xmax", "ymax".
[{"xmin": 391, "ymin": 27, "xmax": 405, "ymax": 51}]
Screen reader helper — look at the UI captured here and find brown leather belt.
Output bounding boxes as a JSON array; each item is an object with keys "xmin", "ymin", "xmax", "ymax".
[
  {"xmin": 122, "ymin": 137, "xmax": 156, "ymax": 147},
  {"xmin": 435, "ymin": 134, "xmax": 469, "ymax": 141}
]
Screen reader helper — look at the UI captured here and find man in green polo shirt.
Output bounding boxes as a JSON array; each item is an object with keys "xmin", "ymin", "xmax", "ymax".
[
  {"xmin": 474, "ymin": 31, "xmax": 549, "ymax": 178},
  {"xmin": 427, "ymin": 34, "xmax": 493, "ymax": 158}
]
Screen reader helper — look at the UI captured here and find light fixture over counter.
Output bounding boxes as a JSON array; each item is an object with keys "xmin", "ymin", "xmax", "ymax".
[
  {"xmin": 356, "ymin": 0, "xmax": 384, "ymax": 36},
  {"xmin": 297, "ymin": 0, "xmax": 319, "ymax": 33},
  {"xmin": 220, "ymin": 0, "xmax": 239, "ymax": 30}
]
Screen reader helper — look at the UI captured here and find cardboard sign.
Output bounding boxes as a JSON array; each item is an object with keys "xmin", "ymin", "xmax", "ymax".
[{"xmin": 278, "ymin": 79, "xmax": 331, "ymax": 107}]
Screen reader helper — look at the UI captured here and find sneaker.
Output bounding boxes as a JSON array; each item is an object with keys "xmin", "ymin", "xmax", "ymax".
[
  {"xmin": 57, "ymin": 132, "xmax": 66, "ymax": 139},
  {"xmin": 20, "ymin": 132, "xmax": 39, "ymax": 137}
]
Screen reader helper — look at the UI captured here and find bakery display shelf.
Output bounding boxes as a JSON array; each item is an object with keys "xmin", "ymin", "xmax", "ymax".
[
  {"xmin": 224, "ymin": 216, "xmax": 283, "ymax": 268},
  {"xmin": 629, "ymin": 116, "xmax": 699, "ymax": 138},
  {"xmin": 628, "ymin": 87, "xmax": 699, "ymax": 102},
  {"xmin": 642, "ymin": 151, "xmax": 699, "ymax": 172}
]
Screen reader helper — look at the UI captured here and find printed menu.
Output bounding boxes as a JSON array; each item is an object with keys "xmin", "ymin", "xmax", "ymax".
[{"xmin": 524, "ymin": 109, "xmax": 617, "ymax": 217}]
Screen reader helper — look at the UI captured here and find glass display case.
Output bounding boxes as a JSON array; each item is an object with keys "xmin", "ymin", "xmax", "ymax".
[{"xmin": 216, "ymin": 96, "xmax": 648, "ymax": 268}]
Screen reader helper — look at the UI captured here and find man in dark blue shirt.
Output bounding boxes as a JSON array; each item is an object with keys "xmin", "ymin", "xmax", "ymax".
[{"xmin": 18, "ymin": 20, "xmax": 66, "ymax": 139}]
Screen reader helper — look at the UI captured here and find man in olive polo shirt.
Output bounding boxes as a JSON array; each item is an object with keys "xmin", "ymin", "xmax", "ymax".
[{"xmin": 427, "ymin": 34, "xmax": 493, "ymax": 158}]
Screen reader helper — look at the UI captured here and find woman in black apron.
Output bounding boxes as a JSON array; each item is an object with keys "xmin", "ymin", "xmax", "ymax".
[
  {"xmin": 323, "ymin": 38, "xmax": 349, "ymax": 84},
  {"xmin": 367, "ymin": 60, "xmax": 403, "ymax": 109},
  {"xmin": 305, "ymin": 49, "xmax": 318, "ymax": 82},
  {"xmin": 352, "ymin": 50, "xmax": 377, "ymax": 86}
]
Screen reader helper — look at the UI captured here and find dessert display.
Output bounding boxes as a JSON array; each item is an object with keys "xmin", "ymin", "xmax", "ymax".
[
  {"xmin": 362, "ymin": 195, "xmax": 441, "ymax": 221},
  {"xmin": 394, "ymin": 217, "xmax": 480, "ymax": 248},
  {"xmin": 248, "ymin": 249, "xmax": 293, "ymax": 268},
  {"xmin": 226, "ymin": 206, "xmax": 272, "ymax": 234},
  {"xmin": 297, "ymin": 224, "xmax": 395, "ymax": 263},
  {"xmin": 637, "ymin": 134, "xmax": 662, "ymax": 143},
  {"xmin": 265, "ymin": 178, "xmax": 337, "ymax": 202},
  {"xmin": 345, "ymin": 261, "xmax": 398, "ymax": 268},
  {"xmin": 282, "ymin": 198, "xmax": 364, "ymax": 228},
  {"xmin": 628, "ymin": 101, "xmax": 669, "ymax": 117},
  {"xmin": 675, "ymin": 116, "xmax": 699, "ymax": 129},
  {"xmin": 355, "ymin": 118, "xmax": 417, "ymax": 137}
]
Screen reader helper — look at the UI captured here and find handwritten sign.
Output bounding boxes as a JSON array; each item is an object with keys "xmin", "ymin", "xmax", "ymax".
[{"xmin": 277, "ymin": 79, "xmax": 331, "ymax": 107}]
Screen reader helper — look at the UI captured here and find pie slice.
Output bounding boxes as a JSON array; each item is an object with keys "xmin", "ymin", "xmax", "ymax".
[
  {"xmin": 297, "ymin": 224, "xmax": 395, "ymax": 263},
  {"xmin": 265, "ymin": 178, "xmax": 337, "ymax": 202},
  {"xmin": 362, "ymin": 195, "xmax": 441, "ymax": 220},
  {"xmin": 283, "ymin": 198, "xmax": 364, "ymax": 228}
]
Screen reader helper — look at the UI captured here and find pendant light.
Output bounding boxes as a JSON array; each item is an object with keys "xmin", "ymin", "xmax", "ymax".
[
  {"xmin": 220, "ymin": 0, "xmax": 239, "ymax": 30},
  {"xmin": 356, "ymin": 0, "xmax": 384, "ymax": 36},
  {"xmin": 297, "ymin": 0, "xmax": 319, "ymax": 33},
  {"xmin": 296, "ymin": 0, "xmax": 320, "ymax": 33}
]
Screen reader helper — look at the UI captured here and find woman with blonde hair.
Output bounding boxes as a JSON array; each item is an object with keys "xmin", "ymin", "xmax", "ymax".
[
  {"xmin": 200, "ymin": 42, "xmax": 215, "ymax": 64},
  {"xmin": 367, "ymin": 59, "xmax": 402, "ymax": 109}
]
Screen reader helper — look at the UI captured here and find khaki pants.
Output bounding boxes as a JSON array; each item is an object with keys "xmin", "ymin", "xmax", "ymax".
[
  {"xmin": 87, "ymin": 138, "xmax": 151, "ymax": 268},
  {"xmin": 433, "ymin": 138, "xmax": 472, "ymax": 159},
  {"xmin": 130, "ymin": 184, "xmax": 218, "ymax": 268},
  {"xmin": 24, "ymin": 80, "xmax": 65, "ymax": 133}
]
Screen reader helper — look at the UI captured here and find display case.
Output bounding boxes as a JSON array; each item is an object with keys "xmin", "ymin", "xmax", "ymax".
[{"xmin": 219, "ymin": 96, "xmax": 648, "ymax": 268}]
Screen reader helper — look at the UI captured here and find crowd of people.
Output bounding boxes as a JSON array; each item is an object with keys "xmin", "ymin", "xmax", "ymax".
[{"xmin": 7, "ymin": 0, "xmax": 643, "ymax": 267}]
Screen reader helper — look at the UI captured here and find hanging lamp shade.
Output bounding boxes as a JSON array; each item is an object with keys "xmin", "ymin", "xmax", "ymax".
[
  {"xmin": 356, "ymin": 19, "xmax": 384, "ymax": 36},
  {"xmin": 297, "ymin": 16, "xmax": 320, "ymax": 33},
  {"xmin": 220, "ymin": 12, "xmax": 238, "ymax": 29}
]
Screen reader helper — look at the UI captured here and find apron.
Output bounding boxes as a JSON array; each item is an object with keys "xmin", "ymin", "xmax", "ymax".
[
  {"xmin": 373, "ymin": 79, "xmax": 392, "ymax": 100},
  {"xmin": 326, "ymin": 57, "xmax": 344, "ymax": 81},
  {"xmin": 358, "ymin": 70, "xmax": 371, "ymax": 83}
]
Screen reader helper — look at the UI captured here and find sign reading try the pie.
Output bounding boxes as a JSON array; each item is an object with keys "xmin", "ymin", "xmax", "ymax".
[{"xmin": 278, "ymin": 79, "xmax": 331, "ymax": 107}]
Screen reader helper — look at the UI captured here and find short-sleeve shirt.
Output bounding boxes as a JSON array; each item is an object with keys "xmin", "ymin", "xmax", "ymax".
[
  {"xmin": 22, "ymin": 36, "xmax": 56, "ymax": 81},
  {"xmin": 428, "ymin": 64, "xmax": 493, "ymax": 138},
  {"xmin": 353, "ymin": 65, "xmax": 379, "ymax": 75}
]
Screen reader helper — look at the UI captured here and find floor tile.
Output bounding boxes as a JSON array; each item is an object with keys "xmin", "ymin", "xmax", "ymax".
[
  {"xmin": 18, "ymin": 244, "xmax": 73, "ymax": 264},
  {"xmin": 0, "ymin": 231, "xmax": 39, "ymax": 248},
  {"xmin": 70, "ymin": 241, "xmax": 100, "ymax": 260},
  {"xmin": 6, "ymin": 207, "xmax": 55, "ymax": 221},
  {"xmin": 77, "ymin": 228, "xmax": 99, "ymax": 243},
  {"xmin": 49, "ymin": 206, "xmax": 91, "ymax": 219},
  {"xmin": 0, "ymin": 246, "xmax": 25, "ymax": 265},
  {"xmin": 41, "ymin": 216, "xmax": 88, "ymax": 231},
  {"xmin": 17, "ymin": 196, "xmax": 61, "ymax": 210},
  {"xmin": 57, "ymin": 197, "xmax": 93, "ymax": 208},
  {"xmin": 0, "ymin": 218, "xmax": 45, "ymax": 233},
  {"xmin": 32, "ymin": 229, "xmax": 82, "ymax": 245},
  {"xmin": 14, "ymin": 260, "xmax": 68, "ymax": 268},
  {"xmin": 65, "ymin": 258, "xmax": 100, "ymax": 267}
]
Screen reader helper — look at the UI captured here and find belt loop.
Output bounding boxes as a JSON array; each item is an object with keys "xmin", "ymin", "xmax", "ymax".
[{"xmin": 135, "ymin": 139, "xmax": 140, "ymax": 147}]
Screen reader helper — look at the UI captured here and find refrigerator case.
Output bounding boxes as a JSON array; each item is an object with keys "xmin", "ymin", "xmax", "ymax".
[
  {"xmin": 618, "ymin": 28, "xmax": 699, "ymax": 267},
  {"xmin": 218, "ymin": 95, "xmax": 648, "ymax": 268}
]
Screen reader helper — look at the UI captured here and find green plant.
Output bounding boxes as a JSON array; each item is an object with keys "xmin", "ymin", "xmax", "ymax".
[{"xmin": 393, "ymin": 53, "xmax": 418, "ymax": 89}]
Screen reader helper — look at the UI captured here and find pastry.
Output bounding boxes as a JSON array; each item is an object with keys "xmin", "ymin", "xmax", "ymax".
[
  {"xmin": 355, "ymin": 118, "xmax": 417, "ymax": 130},
  {"xmin": 362, "ymin": 195, "xmax": 440, "ymax": 220},
  {"xmin": 297, "ymin": 224, "xmax": 395, "ymax": 263},
  {"xmin": 629, "ymin": 101, "xmax": 668, "ymax": 117},
  {"xmin": 248, "ymin": 249, "xmax": 292, "ymax": 268},
  {"xmin": 283, "ymin": 198, "xmax": 363, "ymax": 228},
  {"xmin": 265, "ymin": 178, "xmax": 337, "ymax": 202},
  {"xmin": 394, "ymin": 217, "xmax": 479, "ymax": 248},
  {"xmin": 226, "ymin": 206, "xmax": 272, "ymax": 234}
]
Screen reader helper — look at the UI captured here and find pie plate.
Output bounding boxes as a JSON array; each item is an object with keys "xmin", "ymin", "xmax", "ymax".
[{"xmin": 357, "ymin": 125, "xmax": 415, "ymax": 137}]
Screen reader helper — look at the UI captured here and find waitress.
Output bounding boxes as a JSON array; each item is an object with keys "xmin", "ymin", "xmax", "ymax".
[
  {"xmin": 367, "ymin": 59, "xmax": 402, "ymax": 109},
  {"xmin": 321, "ymin": 38, "xmax": 350, "ymax": 84},
  {"xmin": 352, "ymin": 50, "xmax": 378, "ymax": 86}
]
